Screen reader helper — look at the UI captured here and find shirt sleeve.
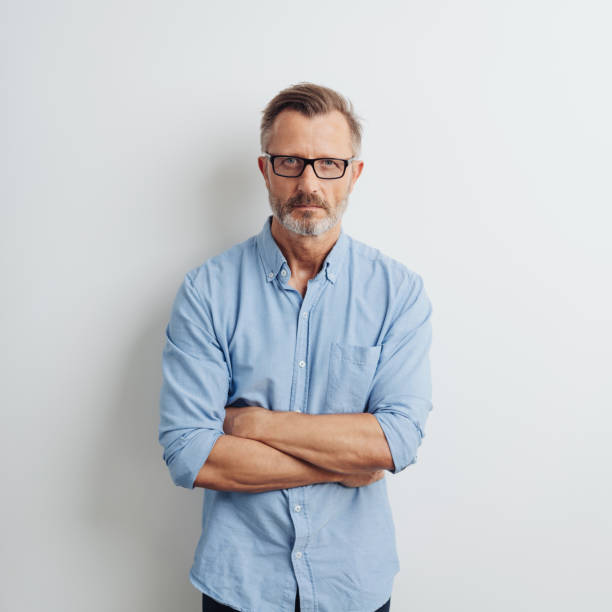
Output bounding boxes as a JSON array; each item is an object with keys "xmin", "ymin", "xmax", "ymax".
[
  {"xmin": 158, "ymin": 270, "xmax": 230, "ymax": 489},
  {"xmin": 367, "ymin": 272, "xmax": 433, "ymax": 474}
]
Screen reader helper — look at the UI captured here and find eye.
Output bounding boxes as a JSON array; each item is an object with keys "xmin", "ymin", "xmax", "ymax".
[{"xmin": 322, "ymin": 159, "xmax": 341, "ymax": 168}]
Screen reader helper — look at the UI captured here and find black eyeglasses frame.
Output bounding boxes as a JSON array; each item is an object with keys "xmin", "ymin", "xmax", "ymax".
[{"xmin": 263, "ymin": 152, "xmax": 356, "ymax": 180}]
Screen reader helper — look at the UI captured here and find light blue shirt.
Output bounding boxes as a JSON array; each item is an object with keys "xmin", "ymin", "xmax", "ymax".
[{"xmin": 158, "ymin": 214, "xmax": 433, "ymax": 612}]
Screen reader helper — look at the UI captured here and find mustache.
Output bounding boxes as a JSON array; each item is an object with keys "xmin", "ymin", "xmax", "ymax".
[{"xmin": 287, "ymin": 193, "xmax": 327, "ymax": 209}]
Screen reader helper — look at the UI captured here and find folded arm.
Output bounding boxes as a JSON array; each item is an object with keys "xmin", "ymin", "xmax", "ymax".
[
  {"xmin": 193, "ymin": 433, "xmax": 347, "ymax": 492},
  {"xmin": 227, "ymin": 407, "xmax": 394, "ymax": 474}
]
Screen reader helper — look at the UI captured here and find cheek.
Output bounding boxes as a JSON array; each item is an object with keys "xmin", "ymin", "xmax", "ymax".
[
  {"xmin": 331, "ymin": 182, "xmax": 350, "ymax": 202},
  {"xmin": 270, "ymin": 177, "xmax": 291, "ymax": 193}
]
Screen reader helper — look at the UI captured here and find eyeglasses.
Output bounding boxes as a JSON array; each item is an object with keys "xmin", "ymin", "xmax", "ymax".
[{"xmin": 263, "ymin": 152, "xmax": 355, "ymax": 179}]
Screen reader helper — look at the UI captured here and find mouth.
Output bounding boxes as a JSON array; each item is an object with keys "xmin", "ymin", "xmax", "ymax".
[{"xmin": 294, "ymin": 205, "xmax": 323, "ymax": 209}]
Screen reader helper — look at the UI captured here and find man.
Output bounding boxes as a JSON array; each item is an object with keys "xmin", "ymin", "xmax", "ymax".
[{"xmin": 158, "ymin": 82, "xmax": 433, "ymax": 612}]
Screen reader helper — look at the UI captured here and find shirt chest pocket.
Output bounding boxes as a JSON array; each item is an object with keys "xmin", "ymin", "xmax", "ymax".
[{"xmin": 326, "ymin": 342, "xmax": 382, "ymax": 413}]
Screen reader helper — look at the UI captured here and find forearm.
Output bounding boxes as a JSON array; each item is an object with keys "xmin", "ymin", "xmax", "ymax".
[
  {"xmin": 249, "ymin": 411, "xmax": 394, "ymax": 474},
  {"xmin": 193, "ymin": 433, "xmax": 344, "ymax": 492}
]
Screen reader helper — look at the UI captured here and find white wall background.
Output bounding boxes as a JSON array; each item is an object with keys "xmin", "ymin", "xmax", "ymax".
[{"xmin": 2, "ymin": 1, "xmax": 611, "ymax": 610}]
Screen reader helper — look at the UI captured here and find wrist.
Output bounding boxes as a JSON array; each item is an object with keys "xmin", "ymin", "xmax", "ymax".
[
  {"xmin": 253, "ymin": 407, "xmax": 275, "ymax": 441},
  {"xmin": 239, "ymin": 406, "xmax": 272, "ymax": 441}
]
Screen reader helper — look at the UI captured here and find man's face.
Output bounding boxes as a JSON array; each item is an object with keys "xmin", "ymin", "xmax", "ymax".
[{"xmin": 258, "ymin": 109, "xmax": 364, "ymax": 236}]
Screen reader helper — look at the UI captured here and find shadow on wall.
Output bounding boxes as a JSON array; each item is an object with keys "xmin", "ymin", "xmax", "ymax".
[
  {"xmin": 202, "ymin": 150, "xmax": 267, "ymax": 248},
  {"xmin": 83, "ymin": 149, "xmax": 266, "ymax": 610}
]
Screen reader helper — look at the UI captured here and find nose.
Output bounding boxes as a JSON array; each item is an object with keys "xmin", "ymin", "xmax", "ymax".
[{"xmin": 296, "ymin": 163, "xmax": 320, "ymax": 193}]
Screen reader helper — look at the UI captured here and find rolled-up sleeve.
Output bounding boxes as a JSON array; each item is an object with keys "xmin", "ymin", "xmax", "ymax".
[
  {"xmin": 367, "ymin": 272, "xmax": 433, "ymax": 474},
  {"xmin": 158, "ymin": 270, "xmax": 230, "ymax": 489}
]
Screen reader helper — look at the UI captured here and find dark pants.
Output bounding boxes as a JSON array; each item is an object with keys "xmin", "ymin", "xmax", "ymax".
[{"xmin": 202, "ymin": 588, "xmax": 391, "ymax": 611}]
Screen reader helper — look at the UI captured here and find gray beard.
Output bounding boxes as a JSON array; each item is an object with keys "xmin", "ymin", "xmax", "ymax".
[{"xmin": 268, "ymin": 193, "xmax": 349, "ymax": 236}]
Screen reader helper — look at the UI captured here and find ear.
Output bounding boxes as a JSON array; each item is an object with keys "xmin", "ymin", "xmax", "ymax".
[
  {"xmin": 347, "ymin": 160, "xmax": 364, "ymax": 193},
  {"xmin": 257, "ymin": 156, "xmax": 271, "ymax": 190}
]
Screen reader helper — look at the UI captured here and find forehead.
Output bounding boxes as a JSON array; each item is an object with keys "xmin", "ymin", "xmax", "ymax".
[{"xmin": 267, "ymin": 109, "xmax": 353, "ymax": 156}]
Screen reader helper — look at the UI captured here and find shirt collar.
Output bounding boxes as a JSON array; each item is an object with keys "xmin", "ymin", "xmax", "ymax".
[{"xmin": 256, "ymin": 214, "xmax": 348, "ymax": 285}]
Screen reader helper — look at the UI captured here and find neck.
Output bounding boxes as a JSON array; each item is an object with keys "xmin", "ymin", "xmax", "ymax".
[{"xmin": 270, "ymin": 215, "xmax": 340, "ymax": 279}]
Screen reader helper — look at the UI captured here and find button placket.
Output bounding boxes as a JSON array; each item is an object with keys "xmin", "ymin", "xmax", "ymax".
[
  {"xmin": 292, "ymin": 296, "xmax": 313, "ymax": 414},
  {"xmin": 286, "ymin": 276, "xmax": 330, "ymax": 598}
]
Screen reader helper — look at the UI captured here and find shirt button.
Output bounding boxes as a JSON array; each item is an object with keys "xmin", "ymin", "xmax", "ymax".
[
  {"xmin": 281, "ymin": 269, "xmax": 287, "ymax": 276},
  {"xmin": 295, "ymin": 407, "xmax": 302, "ymax": 412},
  {"xmin": 294, "ymin": 505, "xmax": 301, "ymax": 512},
  {"xmin": 302, "ymin": 311, "xmax": 308, "ymax": 318},
  {"xmin": 268, "ymin": 272, "xmax": 274, "ymax": 279},
  {"xmin": 295, "ymin": 551, "xmax": 302, "ymax": 559},
  {"xmin": 298, "ymin": 360, "xmax": 305, "ymax": 368}
]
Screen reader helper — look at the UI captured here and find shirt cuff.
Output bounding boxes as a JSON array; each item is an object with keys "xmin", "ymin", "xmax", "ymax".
[
  {"xmin": 166, "ymin": 428, "xmax": 225, "ymax": 489},
  {"xmin": 372, "ymin": 410, "xmax": 423, "ymax": 474}
]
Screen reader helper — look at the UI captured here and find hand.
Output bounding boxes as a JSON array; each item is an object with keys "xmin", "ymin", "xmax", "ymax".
[
  {"xmin": 337, "ymin": 470, "xmax": 385, "ymax": 488},
  {"xmin": 223, "ymin": 405, "xmax": 269, "ymax": 438}
]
